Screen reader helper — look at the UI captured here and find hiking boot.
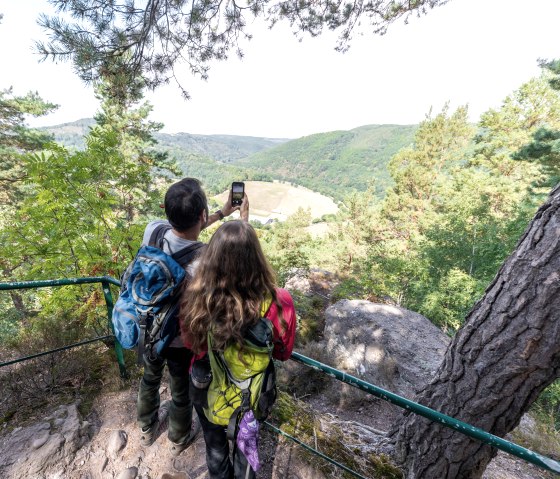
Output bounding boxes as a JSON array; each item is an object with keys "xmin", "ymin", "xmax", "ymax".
[
  {"xmin": 169, "ymin": 415, "xmax": 201, "ymax": 456},
  {"xmin": 140, "ymin": 400, "xmax": 171, "ymax": 447},
  {"xmin": 140, "ymin": 419, "xmax": 159, "ymax": 447}
]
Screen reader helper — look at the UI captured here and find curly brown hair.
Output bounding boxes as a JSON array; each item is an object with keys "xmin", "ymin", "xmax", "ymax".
[{"xmin": 179, "ymin": 220, "xmax": 283, "ymax": 354}]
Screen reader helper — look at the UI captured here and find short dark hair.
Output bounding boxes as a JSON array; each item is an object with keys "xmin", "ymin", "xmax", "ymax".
[{"xmin": 164, "ymin": 178, "xmax": 208, "ymax": 232}]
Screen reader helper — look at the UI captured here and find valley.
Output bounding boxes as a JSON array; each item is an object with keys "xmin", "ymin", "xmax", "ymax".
[
  {"xmin": 42, "ymin": 119, "xmax": 416, "ymax": 200},
  {"xmin": 213, "ymin": 180, "xmax": 339, "ymax": 223}
]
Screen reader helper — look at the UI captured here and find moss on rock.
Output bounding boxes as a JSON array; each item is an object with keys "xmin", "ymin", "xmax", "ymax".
[{"xmin": 269, "ymin": 392, "xmax": 403, "ymax": 478}]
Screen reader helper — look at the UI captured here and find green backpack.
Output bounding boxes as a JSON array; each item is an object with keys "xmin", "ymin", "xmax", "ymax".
[{"xmin": 202, "ymin": 301, "xmax": 277, "ymax": 439}]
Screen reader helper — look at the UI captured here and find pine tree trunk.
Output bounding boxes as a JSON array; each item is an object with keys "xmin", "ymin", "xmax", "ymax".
[
  {"xmin": 393, "ymin": 183, "xmax": 560, "ymax": 478},
  {"xmin": 9, "ymin": 291, "xmax": 26, "ymax": 314}
]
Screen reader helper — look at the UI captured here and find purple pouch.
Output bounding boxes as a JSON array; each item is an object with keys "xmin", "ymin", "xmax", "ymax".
[{"xmin": 236, "ymin": 410, "xmax": 261, "ymax": 471}]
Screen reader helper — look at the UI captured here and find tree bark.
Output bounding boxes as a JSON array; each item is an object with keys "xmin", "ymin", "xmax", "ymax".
[
  {"xmin": 393, "ymin": 183, "xmax": 560, "ymax": 478},
  {"xmin": 9, "ymin": 291, "xmax": 26, "ymax": 314}
]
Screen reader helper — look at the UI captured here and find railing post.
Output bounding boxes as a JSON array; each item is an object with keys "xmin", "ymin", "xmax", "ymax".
[{"xmin": 101, "ymin": 280, "xmax": 128, "ymax": 379}]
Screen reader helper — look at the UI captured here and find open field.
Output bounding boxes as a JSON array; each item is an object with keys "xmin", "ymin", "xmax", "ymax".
[{"xmin": 214, "ymin": 180, "xmax": 339, "ymax": 222}]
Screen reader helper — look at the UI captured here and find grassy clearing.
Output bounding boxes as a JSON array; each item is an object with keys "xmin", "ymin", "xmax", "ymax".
[{"xmin": 214, "ymin": 180, "xmax": 338, "ymax": 221}]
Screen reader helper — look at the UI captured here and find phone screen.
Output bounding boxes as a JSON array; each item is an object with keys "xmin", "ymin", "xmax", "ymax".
[{"xmin": 232, "ymin": 182, "xmax": 244, "ymax": 206}]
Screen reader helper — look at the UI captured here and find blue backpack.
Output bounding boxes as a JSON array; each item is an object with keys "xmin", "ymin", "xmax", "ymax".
[{"xmin": 112, "ymin": 224, "xmax": 204, "ymax": 363}]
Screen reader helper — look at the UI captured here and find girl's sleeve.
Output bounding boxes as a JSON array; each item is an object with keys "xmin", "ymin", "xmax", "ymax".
[{"xmin": 269, "ymin": 288, "xmax": 296, "ymax": 361}]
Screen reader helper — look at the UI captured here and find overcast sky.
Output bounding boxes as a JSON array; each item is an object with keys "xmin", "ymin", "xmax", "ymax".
[{"xmin": 1, "ymin": 0, "xmax": 559, "ymax": 138}]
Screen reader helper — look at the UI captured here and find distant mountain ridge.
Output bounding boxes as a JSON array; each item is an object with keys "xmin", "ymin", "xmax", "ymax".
[
  {"xmin": 236, "ymin": 124, "xmax": 417, "ymax": 199},
  {"xmin": 157, "ymin": 132, "xmax": 290, "ymax": 163},
  {"xmin": 41, "ymin": 119, "xmax": 290, "ymax": 161},
  {"xmin": 41, "ymin": 119, "xmax": 417, "ymax": 200}
]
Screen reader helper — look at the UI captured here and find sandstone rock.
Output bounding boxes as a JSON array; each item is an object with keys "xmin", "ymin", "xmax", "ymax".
[
  {"xmin": 0, "ymin": 403, "xmax": 90, "ymax": 479},
  {"xmin": 108, "ymin": 429, "xmax": 128, "ymax": 458},
  {"xmin": 285, "ymin": 268, "xmax": 338, "ymax": 297},
  {"xmin": 31, "ymin": 429, "xmax": 50, "ymax": 450},
  {"xmin": 117, "ymin": 466, "xmax": 139, "ymax": 479},
  {"xmin": 100, "ymin": 456, "xmax": 109, "ymax": 473},
  {"xmin": 323, "ymin": 300, "xmax": 450, "ymax": 399},
  {"xmin": 161, "ymin": 473, "xmax": 189, "ymax": 479}
]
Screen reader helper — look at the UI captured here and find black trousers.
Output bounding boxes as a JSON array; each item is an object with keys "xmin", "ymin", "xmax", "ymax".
[
  {"xmin": 137, "ymin": 347, "xmax": 193, "ymax": 444},
  {"xmin": 194, "ymin": 405, "xmax": 256, "ymax": 479}
]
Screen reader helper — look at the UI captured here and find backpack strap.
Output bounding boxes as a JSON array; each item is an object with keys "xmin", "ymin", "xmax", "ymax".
[
  {"xmin": 137, "ymin": 312, "xmax": 148, "ymax": 365},
  {"xmin": 148, "ymin": 223, "xmax": 205, "ymax": 268},
  {"xmin": 172, "ymin": 242, "xmax": 206, "ymax": 268},
  {"xmin": 227, "ymin": 393, "xmax": 250, "ymax": 441},
  {"xmin": 148, "ymin": 223, "xmax": 171, "ymax": 248}
]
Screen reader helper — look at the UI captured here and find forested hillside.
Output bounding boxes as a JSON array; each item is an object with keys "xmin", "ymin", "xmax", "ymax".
[
  {"xmin": 41, "ymin": 118, "xmax": 96, "ymax": 149},
  {"xmin": 156, "ymin": 132, "xmax": 289, "ymax": 163},
  {"xmin": 158, "ymin": 150, "xmax": 272, "ymax": 195},
  {"xmin": 42, "ymin": 119, "xmax": 288, "ymax": 160},
  {"xmin": 43, "ymin": 120, "xmax": 416, "ymax": 199},
  {"xmin": 236, "ymin": 124, "xmax": 417, "ymax": 199}
]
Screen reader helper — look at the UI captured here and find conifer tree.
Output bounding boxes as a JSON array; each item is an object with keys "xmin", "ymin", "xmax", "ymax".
[
  {"xmin": 2, "ymin": 79, "xmax": 167, "ymax": 284},
  {"xmin": 0, "ymin": 88, "xmax": 57, "ymax": 215},
  {"xmin": 36, "ymin": 0, "xmax": 448, "ymax": 97},
  {"xmin": 515, "ymin": 60, "xmax": 560, "ymax": 186}
]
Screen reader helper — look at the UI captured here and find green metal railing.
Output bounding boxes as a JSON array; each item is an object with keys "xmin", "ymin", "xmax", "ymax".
[
  {"xmin": 0, "ymin": 277, "xmax": 127, "ymax": 378},
  {"xmin": 289, "ymin": 352, "xmax": 560, "ymax": 476},
  {"xmin": 2, "ymin": 277, "xmax": 560, "ymax": 477},
  {"xmin": 263, "ymin": 420, "xmax": 369, "ymax": 479}
]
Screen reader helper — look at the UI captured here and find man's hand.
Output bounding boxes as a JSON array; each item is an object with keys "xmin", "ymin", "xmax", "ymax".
[
  {"xmin": 220, "ymin": 188, "xmax": 239, "ymax": 217},
  {"xmin": 205, "ymin": 189, "xmax": 250, "ymax": 228},
  {"xmin": 239, "ymin": 193, "xmax": 249, "ymax": 222}
]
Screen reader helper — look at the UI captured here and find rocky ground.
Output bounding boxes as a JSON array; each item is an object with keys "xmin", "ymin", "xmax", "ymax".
[
  {"xmin": 0, "ymin": 373, "xmax": 348, "ymax": 479},
  {"xmin": 0, "ymin": 375, "xmax": 554, "ymax": 479},
  {"xmin": 1, "ymin": 270, "xmax": 557, "ymax": 478}
]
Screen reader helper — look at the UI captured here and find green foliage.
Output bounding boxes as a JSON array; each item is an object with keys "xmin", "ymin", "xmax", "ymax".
[
  {"xmin": 4, "ymin": 131, "xmax": 143, "ymax": 281},
  {"xmin": 536, "ymin": 380, "xmax": 560, "ymax": 425},
  {"xmin": 0, "ymin": 309, "xmax": 23, "ymax": 344},
  {"xmin": 417, "ymin": 269, "xmax": 480, "ymax": 333},
  {"xmin": 511, "ymin": 383, "xmax": 560, "ymax": 463},
  {"xmin": 513, "ymin": 64, "xmax": 560, "ymax": 187},
  {"xmin": 333, "ymin": 82, "xmax": 558, "ymax": 328},
  {"xmin": 330, "ymin": 277, "xmax": 370, "ymax": 303},
  {"xmin": 260, "ymin": 208, "xmax": 314, "ymax": 286},
  {"xmin": 2, "ymin": 81, "xmax": 171, "ymax": 284},
  {"xmin": 514, "ymin": 127, "xmax": 560, "ymax": 185},
  {"xmin": 287, "ymin": 290, "xmax": 327, "ymax": 345},
  {"xmin": 0, "ymin": 88, "xmax": 57, "ymax": 216},
  {"xmin": 354, "ymin": 106, "xmax": 475, "ymax": 308},
  {"xmin": 0, "ymin": 82, "xmax": 171, "ymax": 363}
]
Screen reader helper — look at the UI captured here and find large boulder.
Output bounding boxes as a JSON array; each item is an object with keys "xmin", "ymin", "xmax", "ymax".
[
  {"xmin": 323, "ymin": 300, "xmax": 450, "ymax": 399},
  {"xmin": 0, "ymin": 403, "xmax": 92, "ymax": 478}
]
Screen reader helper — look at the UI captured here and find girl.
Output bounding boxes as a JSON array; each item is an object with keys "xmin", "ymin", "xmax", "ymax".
[{"xmin": 180, "ymin": 220, "xmax": 296, "ymax": 478}]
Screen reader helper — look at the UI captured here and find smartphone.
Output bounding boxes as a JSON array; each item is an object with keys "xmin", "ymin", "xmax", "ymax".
[{"xmin": 231, "ymin": 182, "xmax": 245, "ymax": 207}]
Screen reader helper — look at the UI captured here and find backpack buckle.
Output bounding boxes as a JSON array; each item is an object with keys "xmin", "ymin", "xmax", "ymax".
[{"xmin": 241, "ymin": 389, "xmax": 251, "ymax": 410}]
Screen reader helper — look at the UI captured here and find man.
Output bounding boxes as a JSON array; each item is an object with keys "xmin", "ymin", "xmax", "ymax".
[{"xmin": 137, "ymin": 178, "xmax": 249, "ymax": 455}]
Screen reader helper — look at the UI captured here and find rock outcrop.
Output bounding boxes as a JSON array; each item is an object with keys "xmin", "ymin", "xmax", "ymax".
[
  {"xmin": 323, "ymin": 300, "xmax": 450, "ymax": 398},
  {"xmin": 0, "ymin": 403, "xmax": 91, "ymax": 478}
]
